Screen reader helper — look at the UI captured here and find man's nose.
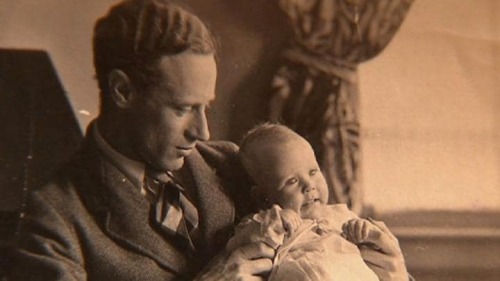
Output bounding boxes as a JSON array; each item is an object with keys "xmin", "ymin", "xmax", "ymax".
[{"xmin": 188, "ymin": 108, "xmax": 210, "ymax": 141}]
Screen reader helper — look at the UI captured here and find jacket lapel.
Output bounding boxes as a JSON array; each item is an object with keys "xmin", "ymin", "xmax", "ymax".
[
  {"xmin": 101, "ymin": 161, "xmax": 189, "ymax": 276},
  {"xmin": 80, "ymin": 134, "xmax": 189, "ymax": 277},
  {"xmin": 185, "ymin": 146, "xmax": 235, "ymax": 255}
]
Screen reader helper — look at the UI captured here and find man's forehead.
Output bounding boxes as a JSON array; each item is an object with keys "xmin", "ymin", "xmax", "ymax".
[
  {"xmin": 157, "ymin": 52, "xmax": 216, "ymax": 70},
  {"xmin": 157, "ymin": 53, "xmax": 216, "ymax": 82},
  {"xmin": 151, "ymin": 52, "xmax": 217, "ymax": 102}
]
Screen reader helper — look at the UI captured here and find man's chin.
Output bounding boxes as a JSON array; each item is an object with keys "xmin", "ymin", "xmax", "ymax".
[{"xmin": 162, "ymin": 157, "xmax": 185, "ymax": 172}]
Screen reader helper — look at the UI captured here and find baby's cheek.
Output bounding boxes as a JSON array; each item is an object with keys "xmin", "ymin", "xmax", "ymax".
[
  {"xmin": 317, "ymin": 176, "xmax": 329, "ymax": 197},
  {"xmin": 278, "ymin": 195, "xmax": 301, "ymax": 211}
]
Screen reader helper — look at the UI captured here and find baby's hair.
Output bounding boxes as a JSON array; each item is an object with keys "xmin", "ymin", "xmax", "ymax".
[
  {"xmin": 239, "ymin": 122, "xmax": 298, "ymax": 158},
  {"xmin": 239, "ymin": 123, "xmax": 300, "ymax": 206},
  {"xmin": 238, "ymin": 123, "xmax": 301, "ymax": 183}
]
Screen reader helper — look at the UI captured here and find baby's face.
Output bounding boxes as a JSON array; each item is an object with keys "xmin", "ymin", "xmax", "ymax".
[{"xmin": 253, "ymin": 136, "xmax": 329, "ymax": 218}]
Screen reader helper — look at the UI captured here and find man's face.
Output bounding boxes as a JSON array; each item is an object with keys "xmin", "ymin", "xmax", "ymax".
[
  {"xmin": 253, "ymin": 136, "xmax": 329, "ymax": 218},
  {"xmin": 128, "ymin": 53, "xmax": 216, "ymax": 172}
]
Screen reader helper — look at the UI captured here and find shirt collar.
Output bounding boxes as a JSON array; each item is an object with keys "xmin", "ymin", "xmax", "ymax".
[{"xmin": 92, "ymin": 123, "xmax": 145, "ymax": 191}]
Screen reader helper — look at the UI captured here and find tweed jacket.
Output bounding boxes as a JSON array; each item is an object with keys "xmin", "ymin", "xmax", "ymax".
[{"xmin": 8, "ymin": 129, "xmax": 252, "ymax": 281}]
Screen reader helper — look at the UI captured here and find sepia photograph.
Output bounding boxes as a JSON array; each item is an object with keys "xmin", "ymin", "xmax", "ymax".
[{"xmin": 0, "ymin": 0, "xmax": 499, "ymax": 280}]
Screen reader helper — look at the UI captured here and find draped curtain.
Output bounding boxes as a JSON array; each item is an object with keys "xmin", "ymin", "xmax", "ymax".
[{"xmin": 269, "ymin": 0, "xmax": 414, "ymax": 213}]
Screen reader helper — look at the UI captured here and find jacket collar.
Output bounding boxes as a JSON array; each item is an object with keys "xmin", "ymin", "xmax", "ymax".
[{"xmin": 92, "ymin": 122, "xmax": 145, "ymax": 191}]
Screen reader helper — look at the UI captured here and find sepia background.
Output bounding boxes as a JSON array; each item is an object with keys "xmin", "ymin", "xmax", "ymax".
[{"xmin": 1, "ymin": 0, "xmax": 499, "ymax": 280}]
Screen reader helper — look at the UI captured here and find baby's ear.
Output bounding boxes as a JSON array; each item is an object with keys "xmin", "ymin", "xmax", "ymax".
[{"xmin": 250, "ymin": 185, "xmax": 270, "ymax": 209}]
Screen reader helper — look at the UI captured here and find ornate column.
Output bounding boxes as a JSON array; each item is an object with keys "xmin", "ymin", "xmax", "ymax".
[{"xmin": 269, "ymin": 0, "xmax": 414, "ymax": 213}]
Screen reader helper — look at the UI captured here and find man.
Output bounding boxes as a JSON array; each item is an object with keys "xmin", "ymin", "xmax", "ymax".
[{"xmin": 8, "ymin": 1, "xmax": 411, "ymax": 280}]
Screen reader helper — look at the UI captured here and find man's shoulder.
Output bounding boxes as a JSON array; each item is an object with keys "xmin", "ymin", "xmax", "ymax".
[
  {"xmin": 196, "ymin": 140, "xmax": 238, "ymax": 157},
  {"xmin": 27, "ymin": 162, "xmax": 89, "ymax": 210},
  {"xmin": 195, "ymin": 141, "xmax": 257, "ymax": 218},
  {"xmin": 26, "ymin": 142, "xmax": 103, "ymax": 213},
  {"xmin": 195, "ymin": 140, "xmax": 239, "ymax": 168}
]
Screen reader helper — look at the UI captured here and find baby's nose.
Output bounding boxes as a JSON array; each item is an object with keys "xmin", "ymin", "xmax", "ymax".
[{"xmin": 303, "ymin": 184, "xmax": 316, "ymax": 193}]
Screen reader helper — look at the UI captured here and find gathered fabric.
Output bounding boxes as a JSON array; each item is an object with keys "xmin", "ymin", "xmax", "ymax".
[{"xmin": 228, "ymin": 204, "xmax": 379, "ymax": 281}]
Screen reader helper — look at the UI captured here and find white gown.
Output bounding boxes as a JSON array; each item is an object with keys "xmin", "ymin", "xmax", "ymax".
[{"xmin": 229, "ymin": 204, "xmax": 379, "ymax": 281}]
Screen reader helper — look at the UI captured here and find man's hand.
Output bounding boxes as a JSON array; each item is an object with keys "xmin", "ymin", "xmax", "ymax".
[
  {"xmin": 342, "ymin": 218, "xmax": 410, "ymax": 281},
  {"xmin": 194, "ymin": 242, "xmax": 275, "ymax": 281}
]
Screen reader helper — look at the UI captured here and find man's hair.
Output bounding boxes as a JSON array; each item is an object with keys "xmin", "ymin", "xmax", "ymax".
[{"xmin": 93, "ymin": 0, "xmax": 216, "ymax": 113}]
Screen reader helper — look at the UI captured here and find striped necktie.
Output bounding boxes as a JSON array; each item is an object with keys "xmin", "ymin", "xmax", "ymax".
[{"xmin": 144, "ymin": 169, "xmax": 199, "ymax": 250}]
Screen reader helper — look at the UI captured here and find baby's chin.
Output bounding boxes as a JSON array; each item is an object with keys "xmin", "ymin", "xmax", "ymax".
[{"xmin": 299, "ymin": 201, "xmax": 326, "ymax": 220}]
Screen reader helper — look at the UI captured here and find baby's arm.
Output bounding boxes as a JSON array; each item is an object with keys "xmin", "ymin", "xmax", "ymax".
[
  {"xmin": 226, "ymin": 205, "xmax": 297, "ymax": 252},
  {"xmin": 225, "ymin": 215, "xmax": 263, "ymax": 253},
  {"xmin": 341, "ymin": 218, "xmax": 382, "ymax": 250},
  {"xmin": 343, "ymin": 218, "xmax": 412, "ymax": 281},
  {"xmin": 279, "ymin": 208, "xmax": 302, "ymax": 235}
]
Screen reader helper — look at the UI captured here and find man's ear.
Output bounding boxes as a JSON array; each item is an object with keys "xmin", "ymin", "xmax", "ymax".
[{"xmin": 108, "ymin": 69, "xmax": 134, "ymax": 108}]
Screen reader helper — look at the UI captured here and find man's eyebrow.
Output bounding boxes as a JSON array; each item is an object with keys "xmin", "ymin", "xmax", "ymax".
[{"xmin": 164, "ymin": 98, "xmax": 213, "ymax": 107}]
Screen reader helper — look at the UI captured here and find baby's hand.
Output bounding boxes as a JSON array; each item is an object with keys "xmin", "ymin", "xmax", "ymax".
[
  {"xmin": 341, "ymin": 218, "xmax": 381, "ymax": 248},
  {"xmin": 280, "ymin": 209, "xmax": 302, "ymax": 235}
]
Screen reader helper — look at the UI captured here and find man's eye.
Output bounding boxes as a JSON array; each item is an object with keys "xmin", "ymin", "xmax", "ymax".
[
  {"xmin": 310, "ymin": 169, "xmax": 318, "ymax": 176},
  {"xmin": 174, "ymin": 105, "xmax": 192, "ymax": 114},
  {"xmin": 285, "ymin": 178, "xmax": 298, "ymax": 185}
]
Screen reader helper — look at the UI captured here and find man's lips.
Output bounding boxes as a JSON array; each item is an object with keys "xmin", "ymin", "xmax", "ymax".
[
  {"xmin": 177, "ymin": 146, "xmax": 194, "ymax": 150},
  {"xmin": 176, "ymin": 145, "xmax": 195, "ymax": 156}
]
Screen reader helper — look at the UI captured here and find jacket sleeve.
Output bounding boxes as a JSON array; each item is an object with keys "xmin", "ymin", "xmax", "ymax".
[{"xmin": 7, "ymin": 190, "xmax": 86, "ymax": 281}]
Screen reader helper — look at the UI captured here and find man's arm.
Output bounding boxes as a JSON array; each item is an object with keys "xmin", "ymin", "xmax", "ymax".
[
  {"xmin": 195, "ymin": 142, "xmax": 276, "ymax": 280},
  {"xmin": 194, "ymin": 242, "xmax": 274, "ymax": 281},
  {"xmin": 7, "ymin": 191, "xmax": 86, "ymax": 281}
]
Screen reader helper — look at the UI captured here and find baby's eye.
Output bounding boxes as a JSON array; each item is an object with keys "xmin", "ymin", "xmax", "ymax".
[
  {"xmin": 285, "ymin": 177, "xmax": 298, "ymax": 185},
  {"xmin": 310, "ymin": 169, "xmax": 318, "ymax": 176}
]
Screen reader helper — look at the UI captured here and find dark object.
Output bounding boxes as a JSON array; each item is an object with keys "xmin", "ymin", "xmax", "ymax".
[{"xmin": 0, "ymin": 49, "xmax": 83, "ymax": 242}]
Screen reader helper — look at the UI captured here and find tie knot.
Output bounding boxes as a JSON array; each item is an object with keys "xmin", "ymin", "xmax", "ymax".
[{"xmin": 145, "ymin": 167, "xmax": 200, "ymax": 251}]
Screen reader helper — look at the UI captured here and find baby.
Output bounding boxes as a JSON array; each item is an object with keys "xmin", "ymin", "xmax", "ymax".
[{"xmin": 227, "ymin": 123, "xmax": 382, "ymax": 281}]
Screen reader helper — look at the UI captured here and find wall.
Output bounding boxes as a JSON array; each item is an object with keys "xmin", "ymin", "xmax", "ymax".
[
  {"xmin": 360, "ymin": 0, "xmax": 500, "ymax": 213},
  {"xmin": 170, "ymin": 0, "xmax": 290, "ymax": 141},
  {"xmin": 1, "ymin": 0, "xmax": 499, "ymax": 214},
  {"xmin": 0, "ymin": 0, "xmax": 117, "ymax": 129}
]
